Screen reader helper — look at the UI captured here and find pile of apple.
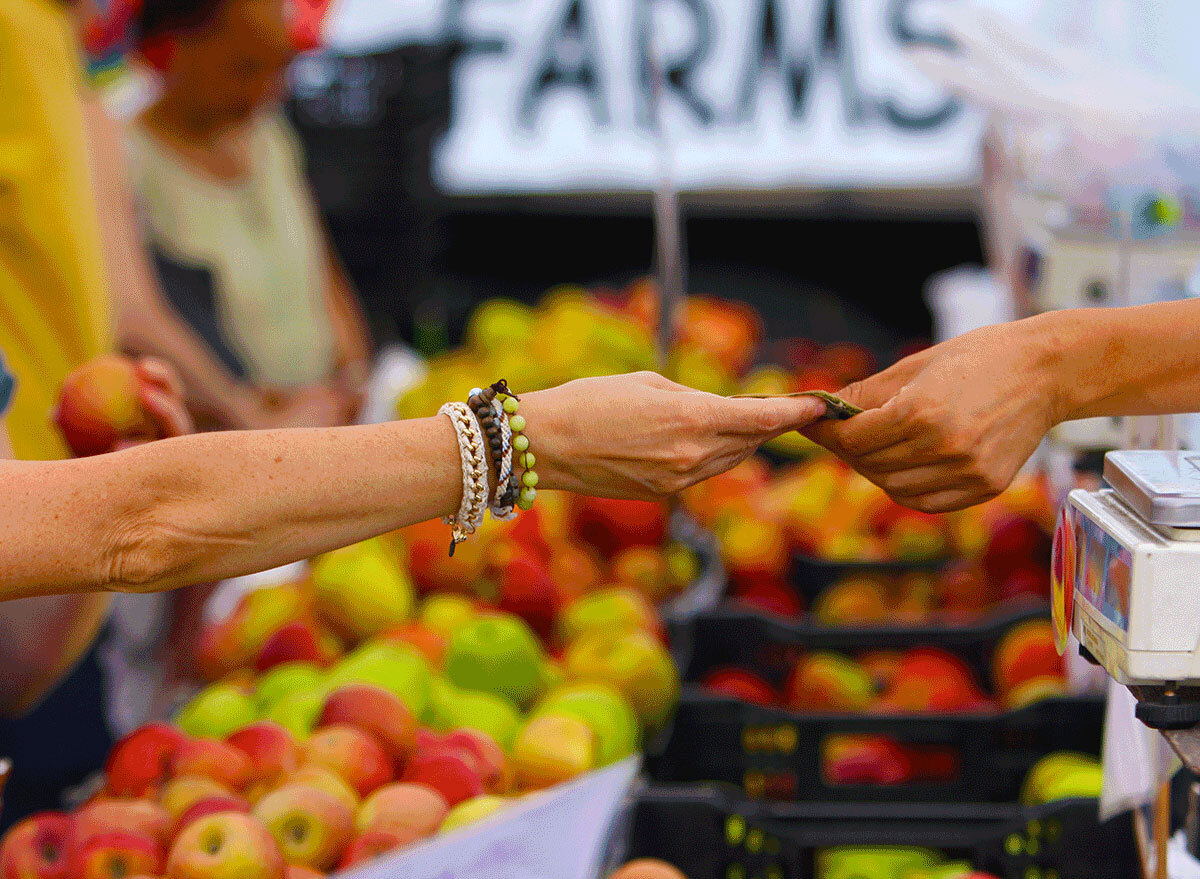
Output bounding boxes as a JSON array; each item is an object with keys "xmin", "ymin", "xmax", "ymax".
[
  {"xmin": 703, "ymin": 619, "xmax": 1067, "ymax": 715},
  {"xmin": 682, "ymin": 455, "xmax": 1053, "ymax": 623}
]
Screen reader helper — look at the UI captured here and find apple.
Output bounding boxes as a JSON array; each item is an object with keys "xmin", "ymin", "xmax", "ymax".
[
  {"xmin": 317, "ymin": 684, "xmax": 417, "ymax": 762},
  {"xmin": 879, "ymin": 649, "xmax": 990, "ymax": 713},
  {"xmin": 66, "ymin": 830, "xmax": 162, "ymax": 879},
  {"xmin": 439, "ymin": 795, "xmax": 507, "ymax": 834},
  {"xmin": 159, "ymin": 776, "xmax": 235, "ymax": 824},
  {"xmin": 535, "ymin": 684, "xmax": 640, "ymax": 767},
  {"xmin": 401, "ymin": 750, "xmax": 483, "ymax": 807},
  {"xmin": 701, "ymin": 668, "xmax": 778, "ymax": 708},
  {"xmin": 563, "ymin": 630, "xmax": 680, "ymax": 730},
  {"xmin": 547, "ymin": 542, "xmax": 603, "ymax": 600},
  {"xmin": 73, "ymin": 799, "xmax": 172, "ymax": 848},
  {"xmin": 720, "ymin": 518, "xmax": 789, "ymax": 581},
  {"xmin": 557, "ymin": 588, "xmax": 657, "ymax": 645},
  {"xmin": 417, "ymin": 595, "xmax": 477, "ymax": 641},
  {"xmin": 983, "ymin": 516, "xmax": 1050, "ymax": 583},
  {"xmin": 610, "ymin": 859, "xmax": 688, "ymax": 879},
  {"xmin": 812, "ymin": 576, "xmax": 890, "ymax": 626},
  {"xmin": 785, "ymin": 653, "xmax": 875, "ymax": 712},
  {"xmin": 262, "ymin": 689, "xmax": 325, "ymax": 740},
  {"xmin": 356, "ymin": 783, "xmax": 448, "ymax": 843},
  {"xmin": 195, "ymin": 618, "xmax": 253, "ymax": 682},
  {"xmin": 610, "ymin": 546, "xmax": 671, "ymax": 603},
  {"xmin": 252, "ymin": 784, "xmax": 354, "ymax": 872},
  {"xmin": 571, "ymin": 497, "xmax": 666, "ymax": 556},
  {"xmin": 496, "ymin": 556, "xmax": 560, "ymax": 641},
  {"xmin": 441, "ymin": 729, "xmax": 508, "ymax": 792},
  {"xmin": 286, "ymin": 766, "xmax": 359, "ymax": 813},
  {"xmin": 338, "ymin": 831, "xmax": 404, "ymax": 870},
  {"xmin": 0, "ymin": 812, "xmax": 73, "ymax": 879},
  {"xmin": 1003, "ymin": 675, "xmax": 1067, "ymax": 710},
  {"xmin": 312, "ymin": 539, "xmax": 414, "ymax": 641},
  {"xmin": 166, "ymin": 812, "xmax": 285, "ymax": 879},
  {"xmin": 177, "ymin": 796, "xmax": 252, "ymax": 831},
  {"xmin": 301, "ymin": 725, "xmax": 393, "ymax": 797},
  {"xmin": 54, "ymin": 355, "xmax": 152, "ymax": 456},
  {"xmin": 254, "ymin": 620, "xmax": 339, "ymax": 672},
  {"xmin": 426, "ymin": 684, "xmax": 521, "ymax": 749},
  {"xmin": 1021, "ymin": 752, "xmax": 1103, "ymax": 805},
  {"xmin": 225, "ymin": 722, "xmax": 301, "ymax": 789},
  {"xmin": 106, "ymin": 724, "xmax": 187, "ymax": 797},
  {"xmin": 223, "ymin": 586, "xmax": 314, "ymax": 669},
  {"xmin": 171, "ymin": 739, "xmax": 252, "ymax": 792},
  {"xmin": 993, "ymin": 619, "xmax": 1063, "ymax": 695},
  {"xmin": 511, "ymin": 713, "xmax": 596, "ymax": 791},
  {"xmin": 254, "ymin": 662, "xmax": 325, "ymax": 714},
  {"xmin": 731, "ymin": 576, "xmax": 803, "ymax": 618},
  {"xmin": 324, "ymin": 641, "xmax": 432, "ymax": 719},
  {"xmin": 285, "ymin": 866, "xmax": 324, "ymax": 879},
  {"xmin": 382, "ymin": 623, "xmax": 447, "ymax": 668},
  {"xmin": 444, "ymin": 613, "xmax": 545, "ymax": 708},
  {"xmin": 177, "ymin": 683, "xmax": 256, "ymax": 741}
]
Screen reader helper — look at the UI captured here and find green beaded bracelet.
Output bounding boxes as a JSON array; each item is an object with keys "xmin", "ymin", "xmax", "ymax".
[{"xmin": 495, "ymin": 388, "xmax": 538, "ymax": 512}]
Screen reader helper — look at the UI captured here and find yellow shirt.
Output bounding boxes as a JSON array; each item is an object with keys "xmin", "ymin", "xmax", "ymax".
[{"xmin": 0, "ymin": 0, "xmax": 112, "ymax": 460}]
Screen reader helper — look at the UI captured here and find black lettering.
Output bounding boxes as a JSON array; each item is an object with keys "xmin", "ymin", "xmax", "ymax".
[
  {"xmin": 635, "ymin": 0, "xmax": 715, "ymax": 128},
  {"xmin": 518, "ymin": 0, "xmax": 609, "ymax": 130},
  {"xmin": 736, "ymin": 0, "xmax": 811, "ymax": 121},
  {"xmin": 884, "ymin": 0, "xmax": 959, "ymax": 130}
]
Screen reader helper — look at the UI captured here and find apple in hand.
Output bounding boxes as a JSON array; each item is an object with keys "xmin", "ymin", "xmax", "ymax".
[
  {"xmin": 0, "ymin": 812, "xmax": 74, "ymax": 879},
  {"xmin": 226, "ymin": 722, "xmax": 301, "ymax": 789},
  {"xmin": 171, "ymin": 739, "xmax": 252, "ymax": 792},
  {"xmin": 356, "ymin": 783, "xmax": 448, "ymax": 844},
  {"xmin": 444, "ymin": 613, "xmax": 545, "ymax": 708},
  {"xmin": 511, "ymin": 714, "xmax": 596, "ymax": 791},
  {"xmin": 253, "ymin": 784, "xmax": 354, "ymax": 872},
  {"xmin": 105, "ymin": 723, "xmax": 186, "ymax": 797},
  {"xmin": 54, "ymin": 354, "xmax": 153, "ymax": 456},
  {"xmin": 66, "ymin": 830, "xmax": 162, "ymax": 879},
  {"xmin": 302, "ymin": 724, "xmax": 393, "ymax": 797},
  {"xmin": 166, "ymin": 812, "xmax": 285, "ymax": 879},
  {"xmin": 317, "ymin": 684, "xmax": 417, "ymax": 762}
]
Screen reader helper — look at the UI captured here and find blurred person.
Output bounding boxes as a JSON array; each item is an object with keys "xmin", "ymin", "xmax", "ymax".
[
  {"xmin": 124, "ymin": 0, "xmax": 371, "ymax": 423},
  {"xmin": 805, "ymin": 300, "xmax": 1200, "ymax": 513}
]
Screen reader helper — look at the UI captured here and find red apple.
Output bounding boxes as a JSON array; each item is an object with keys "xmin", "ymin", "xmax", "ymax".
[
  {"xmin": 176, "ymin": 795, "xmax": 251, "ymax": 832},
  {"xmin": 170, "ymin": 739, "xmax": 251, "ymax": 792},
  {"xmin": 317, "ymin": 684, "xmax": 417, "ymax": 763},
  {"xmin": 497, "ymin": 556, "xmax": 560, "ymax": 641},
  {"xmin": 53, "ymin": 355, "xmax": 152, "ymax": 457},
  {"xmin": 302, "ymin": 725, "xmax": 392, "ymax": 797},
  {"xmin": 285, "ymin": 867, "xmax": 323, "ymax": 879},
  {"xmin": 66, "ymin": 830, "xmax": 162, "ymax": 879},
  {"xmin": 73, "ymin": 799, "xmax": 172, "ymax": 848},
  {"xmin": 285, "ymin": 766, "xmax": 359, "ymax": 813},
  {"xmin": 702, "ymin": 669, "xmax": 778, "ymax": 706},
  {"xmin": 731, "ymin": 576, "xmax": 802, "ymax": 618},
  {"xmin": 254, "ymin": 620, "xmax": 339, "ymax": 672},
  {"xmin": 0, "ymin": 812, "xmax": 73, "ymax": 879},
  {"xmin": 338, "ymin": 830, "xmax": 404, "ymax": 870},
  {"xmin": 166, "ymin": 812, "xmax": 285, "ymax": 879},
  {"xmin": 571, "ymin": 497, "xmax": 666, "ymax": 555},
  {"xmin": 356, "ymin": 783, "xmax": 448, "ymax": 844},
  {"xmin": 382, "ymin": 624, "xmax": 447, "ymax": 668},
  {"xmin": 159, "ymin": 776, "xmax": 234, "ymax": 824},
  {"xmin": 401, "ymin": 750, "xmax": 483, "ymax": 807},
  {"xmin": 105, "ymin": 724, "xmax": 186, "ymax": 797},
  {"xmin": 253, "ymin": 784, "xmax": 354, "ymax": 873},
  {"xmin": 225, "ymin": 722, "xmax": 301, "ymax": 789},
  {"xmin": 441, "ymin": 730, "xmax": 508, "ymax": 793}
]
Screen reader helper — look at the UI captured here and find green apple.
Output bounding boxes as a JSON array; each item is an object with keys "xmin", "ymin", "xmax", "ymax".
[
  {"xmin": 419, "ymin": 595, "xmax": 477, "ymax": 641},
  {"xmin": 177, "ymin": 682, "xmax": 256, "ymax": 739},
  {"xmin": 1021, "ymin": 752, "xmax": 1103, "ymax": 805},
  {"xmin": 445, "ymin": 613, "xmax": 545, "ymax": 708},
  {"xmin": 563, "ymin": 630, "xmax": 680, "ymax": 731},
  {"xmin": 255, "ymin": 661, "xmax": 325, "ymax": 713},
  {"xmin": 435, "ymin": 688, "xmax": 522, "ymax": 750},
  {"xmin": 313, "ymin": 538, "xmax": 414, "ymax": 640},
  {"xmin": 325, "ymin": 640, "xmax": 432, "ymax": 718},
  {"xmin": 819, "ymin": 847, "xmax": 939, "ymax": 879},
  {"xmin": 263, "ymin": 688, "xmax": 325, "ymax": 738},
  {"xmin": 535, "ymin": 683, "xmax": 639, "ymax": 766},
  {"xmin": 557, "ymin": 587, "xmax": 656, "ymax": 645},
  {"xmin": 440, "ymin": 795, "xmax": 509, "ymax": 834}
]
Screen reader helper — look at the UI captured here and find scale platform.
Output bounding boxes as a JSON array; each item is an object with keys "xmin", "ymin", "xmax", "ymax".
[{"xmin": 1055, "ymin": 451, "xmax": 1200, "ymax": 730}]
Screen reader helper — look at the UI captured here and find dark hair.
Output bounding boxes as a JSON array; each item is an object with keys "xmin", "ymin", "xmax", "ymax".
[{"xmin": 138, "ymin": 0, "xmax": 226, "ymax": 41}]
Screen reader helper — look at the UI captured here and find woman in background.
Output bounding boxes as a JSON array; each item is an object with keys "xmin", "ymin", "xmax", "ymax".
[{"xmin": 127, "ymin": 0, "xmax": 371, "ymax": 424}]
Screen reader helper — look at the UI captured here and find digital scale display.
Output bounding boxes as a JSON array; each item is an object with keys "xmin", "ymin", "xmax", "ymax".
[{"xmin": 1074, "ymin": 513, "xmax": 1132, "ymax": 633}]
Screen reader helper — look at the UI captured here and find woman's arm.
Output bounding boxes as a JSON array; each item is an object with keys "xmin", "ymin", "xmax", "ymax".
[
  {"xmin": 0, "ymin": 373, "xmax": 826, "ymax": 600},
  {"xmin": 805, "ymin": 300, "xmax": 1200, "ymax": 512}
]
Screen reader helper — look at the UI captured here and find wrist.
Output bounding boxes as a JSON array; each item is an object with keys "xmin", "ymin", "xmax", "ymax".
[
  {"xmin": 517, "ymin": 390, "xmax": 568, "ymax": 493},
  {"xmin": 1027, "ymin": 309, "xmax": 1106, "ymax": 424}
]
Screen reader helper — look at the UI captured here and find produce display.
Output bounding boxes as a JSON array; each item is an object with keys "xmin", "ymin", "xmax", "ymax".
[{"xmin": 702, "ymin": 619, "xmax": 1066, "ymax": 714}]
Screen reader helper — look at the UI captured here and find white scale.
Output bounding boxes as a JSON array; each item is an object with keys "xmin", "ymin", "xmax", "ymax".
[{"xmin": 1056, "ymin": 450, "xmax": 1200, "ymax": 729}]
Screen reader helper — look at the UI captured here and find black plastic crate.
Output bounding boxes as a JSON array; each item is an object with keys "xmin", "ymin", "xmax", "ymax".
[
  {"xmin": 624, "ymin": 785, "xmax": 1138, "ymax": 879},
  {"xmin": 649, "ymin": 690, "xmax": 1104, "ymax": 803},
  {"xmin": 789, "ymin": 552, "xmax": 949, "ymax": 602}
]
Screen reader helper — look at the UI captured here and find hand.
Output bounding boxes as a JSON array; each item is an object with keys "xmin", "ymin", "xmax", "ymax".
[
  {"xmin": 523, "ymin": 371, "xmax": 827, "ymax": 501},
  {"xmin": 110, "ymin": 358, "xmax": 195, "ymax": 451},
  {"xmin": 802, "ymin": 322, "xmax": 1062, "ymax": 513}
]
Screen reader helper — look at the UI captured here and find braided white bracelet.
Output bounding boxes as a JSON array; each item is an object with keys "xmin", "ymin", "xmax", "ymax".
[
  {"xmin": 489, "ymin": 397, "xmax": 518, "ymax": 521},
  {"xmin": 439, "ymin": 402, "xmax": 490, "ymax": 554}
]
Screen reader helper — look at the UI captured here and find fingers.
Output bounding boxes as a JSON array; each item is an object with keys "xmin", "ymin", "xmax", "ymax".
[
  {"xmin": 836, "ymin": 347, "xmax": 933, "ymax": 411},
  {"xmin": 718, "ymin": 395, "xmax": 828, "ymax": 436},
  {"xmin": 804, "ymin": 395, "xmax": 912, "ymax": 457},
  {"xmin": 138, "ymin": 383, "xmax": 195, "ymax": 439},
  {"xmin": 135, "ymin": 357, "xmax": 184, "ymax": 399}
]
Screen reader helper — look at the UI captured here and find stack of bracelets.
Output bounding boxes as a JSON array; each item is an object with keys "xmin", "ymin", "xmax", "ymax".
[{"xmin": 438, "ymin": 380, "xmax": 539, "ymax": 556}]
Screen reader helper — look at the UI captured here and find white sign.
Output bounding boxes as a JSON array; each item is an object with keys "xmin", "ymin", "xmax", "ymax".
[
  {"xmin": 325, "ymin": 0, "xmax": 1040, "ymax": 194},
  {"xmin": 341, "ymin": 757, "xmax": 642, "ymax": 879}
]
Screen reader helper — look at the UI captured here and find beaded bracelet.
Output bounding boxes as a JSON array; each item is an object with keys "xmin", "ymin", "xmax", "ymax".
[
  {"xmin": 497, "ymin": 389, "xmax": 539, "ymax": 511},
  {"xmin": 467, "ymin": 385, "xmax": 516, "ymax": 520},
  {"xmin": 438, "ymin": 401, "xmax": 491, "ymax": 555}
]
